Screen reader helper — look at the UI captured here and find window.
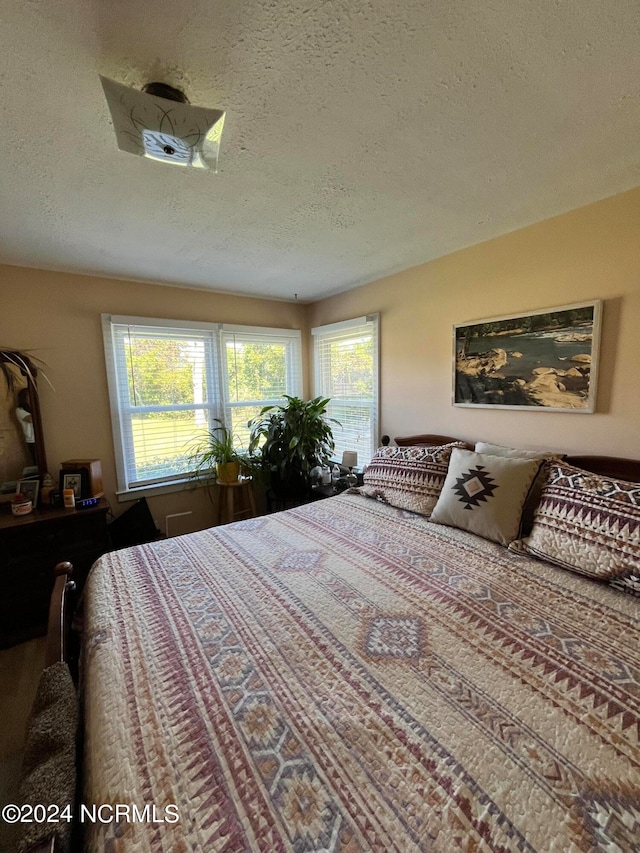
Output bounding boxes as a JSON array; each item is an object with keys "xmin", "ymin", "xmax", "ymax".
[
  {"xmin": 103, "ymin": 315, "xmax": 302, "ymax": 496},
  {"xmin": 312, "ymin": 314, "xmax": 379, "ymax": 466},
  {"xmin": 221, "ymin": 326, "xmax": 302, "ymax": 451}
]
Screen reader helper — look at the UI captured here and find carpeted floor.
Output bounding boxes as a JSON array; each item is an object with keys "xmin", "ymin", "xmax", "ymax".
[{"xmin": 0, "ymin": 638, "xmax": 45, "ymax": 853}]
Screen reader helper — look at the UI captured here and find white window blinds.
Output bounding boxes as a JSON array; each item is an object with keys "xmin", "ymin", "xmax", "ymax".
[
  {"xmin": 103, "ymin": 316, "xmax": 303, "ymax": 494},
  {"xmin": 220, "ymin": 325, "xmax": 302, "ymax": 450},
  {"xmin": 312, "ymin": 315, "xmax": 379, "ymax": 466},
  {"xmin": 104, "ymin": 317, "xmax": 222, "ymax": 490}
]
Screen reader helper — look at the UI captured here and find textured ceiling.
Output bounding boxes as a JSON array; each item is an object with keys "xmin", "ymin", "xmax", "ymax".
[{"xmin": 1, "ymin": 0, "xmax": 640, "ymax": 301}]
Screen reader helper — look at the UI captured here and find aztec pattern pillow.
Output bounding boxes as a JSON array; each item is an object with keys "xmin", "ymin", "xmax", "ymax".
[
  {"xmin": 509, "ymin": 460, "xmax": 640, "ymax": 580},
  {"xmin": 357, "ymin": 442, "xmax": 464, "ymax": 517},
  {"xmin": 430, "ymin": 448, "xmax": 542, "ymax": 545},
  {"xmin": 610, "ymin": 573, "xmax": 640, "ymax": 597}
]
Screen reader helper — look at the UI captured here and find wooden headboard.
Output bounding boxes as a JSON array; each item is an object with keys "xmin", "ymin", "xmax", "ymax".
[{"xmin": 383, "ymin": 433, "xmax": 640, "ymax": 483}]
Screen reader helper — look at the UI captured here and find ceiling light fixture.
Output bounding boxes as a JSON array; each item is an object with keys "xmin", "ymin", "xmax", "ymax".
[{"xmin": 100, "ymin": 76, "xmax": 226, "ymax": 171}]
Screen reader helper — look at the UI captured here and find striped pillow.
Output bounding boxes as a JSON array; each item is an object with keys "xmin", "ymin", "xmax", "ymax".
[
  {"xmin": 357, "ymin": 443, "xmax": 464, "ymax": 517},
  {"xmin": 509, "ymin": 460, "xmax": 640, "ymax": 579}
]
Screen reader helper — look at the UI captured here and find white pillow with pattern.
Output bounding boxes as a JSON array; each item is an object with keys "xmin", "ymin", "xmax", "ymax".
[{"xmin": 430, "ymin": 447, "xmax": 542, "ymax": 545}]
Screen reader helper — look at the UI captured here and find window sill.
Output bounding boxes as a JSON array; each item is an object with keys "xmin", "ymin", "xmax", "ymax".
[{"xmin": 115, "ymin": 477, "xmax": 200, "ymax": 504}]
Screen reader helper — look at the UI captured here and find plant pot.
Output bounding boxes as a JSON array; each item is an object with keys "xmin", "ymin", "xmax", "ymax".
[{"xmin": 216, "ymin": 461, "xmax": 240, "ymax": 483}]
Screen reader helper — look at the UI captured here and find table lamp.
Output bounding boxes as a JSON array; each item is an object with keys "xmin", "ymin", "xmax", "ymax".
[{"xmin": 342, "ymin": 451, "xmax": 358, "ymax": 487}]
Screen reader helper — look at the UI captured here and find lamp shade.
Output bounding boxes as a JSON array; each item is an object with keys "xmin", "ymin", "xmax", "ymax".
[
  {"xmin": 100, "ymin": 76, "xmax": 225, "ymax": 171},
  {"xmin": 342, "ymin": 451, "xmax": 358, "ymax": 469}
]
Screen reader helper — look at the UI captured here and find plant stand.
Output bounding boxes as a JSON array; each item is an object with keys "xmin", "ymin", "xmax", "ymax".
[{"xmin": 215, "ymin": 478, "xmax": 257, "ymax": 526}]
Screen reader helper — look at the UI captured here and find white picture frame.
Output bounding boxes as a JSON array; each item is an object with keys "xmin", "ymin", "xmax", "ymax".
[{"xmin": 453, "ymin": 300, "xmax": 602, "ymax": 412}]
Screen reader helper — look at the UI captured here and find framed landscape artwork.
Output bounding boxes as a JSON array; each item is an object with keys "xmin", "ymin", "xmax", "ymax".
[{"xmin": 453, "ymin": 300, "xmax": 602, "ymax": 412}]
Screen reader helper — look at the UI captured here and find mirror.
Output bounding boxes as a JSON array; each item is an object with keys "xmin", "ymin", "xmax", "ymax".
[{"xmin": 0, "ymin": 350, "xmax": 48, "ymax": 502}]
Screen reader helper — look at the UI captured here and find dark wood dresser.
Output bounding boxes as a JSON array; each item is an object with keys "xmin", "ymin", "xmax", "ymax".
[{"xmin": 0, "ymin": 498, "xmax": 110, "ymax": 648}]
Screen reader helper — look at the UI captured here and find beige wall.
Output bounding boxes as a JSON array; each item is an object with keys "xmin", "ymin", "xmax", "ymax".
[
  {"xmin": 0, "ymin": 267, "xmax": 308, "ymax": 534},
  {"xmin": 309, "ymin": 186, "xmax": 640, "ymax": 459}
]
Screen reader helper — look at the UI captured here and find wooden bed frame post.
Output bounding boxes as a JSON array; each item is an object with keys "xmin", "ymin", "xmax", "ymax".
[{"xmin": 44, "ymin": 561, "xmax": 75, "ymax": 669}]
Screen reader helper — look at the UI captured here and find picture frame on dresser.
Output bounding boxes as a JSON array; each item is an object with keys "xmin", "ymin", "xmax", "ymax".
[
  {"xmin": 16, "ymin": 478, "xmax": 39, "ymax": 505},
  {"xmin": 453, "ymin": 299, "xmax": 602, "ymax": 412},
  {"xmin": 60, "ymin": 469, "xmax": 87, "ymax": 499}
]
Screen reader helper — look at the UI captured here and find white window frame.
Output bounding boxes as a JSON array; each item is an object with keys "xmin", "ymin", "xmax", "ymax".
[
  {"xmin": 103, "ymin": 315, "xmax": 302, "ymax": 501},
  {"xmin": 312, "ymin": 314, "xmax": 379, "ymax": 467},
  {"xmin": 220, "ymin": 324, "xmax": 303, "ymax": 450}
]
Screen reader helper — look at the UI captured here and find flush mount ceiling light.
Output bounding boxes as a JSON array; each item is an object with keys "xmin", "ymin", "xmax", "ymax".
[{"xmin": 100, "ymin": 76, "xmax": 226, "ymax": 171}]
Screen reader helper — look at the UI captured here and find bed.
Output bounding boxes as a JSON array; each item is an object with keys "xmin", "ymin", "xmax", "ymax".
[{"xmin": 82, "ymin": 435, "xmax": 640, "ymax": 852}]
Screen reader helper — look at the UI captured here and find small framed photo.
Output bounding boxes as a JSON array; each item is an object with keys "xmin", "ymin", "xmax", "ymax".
[
  {"xmin": 60, "ymin": 471, "xmax": 85, "ymax": 498},
  {"xmin": 16, "ymin": 478, "xmax": 39, "ymax": 506}
]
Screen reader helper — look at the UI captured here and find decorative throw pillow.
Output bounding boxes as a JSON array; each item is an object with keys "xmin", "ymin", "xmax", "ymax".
[
  {"xmin": 509, "ymin": 461, "xmax": 640, "ymax": 580},
  {"xmin": 475, "ymin": 441, "xmax": 556, "ymax": 460},
  {"xmin": 475, "ymin": 441, "xmax": 562, "ymax": 535},
  {"xmin": 429, "ymin": 448, "xmax": 543, "ymax": 545},
  {"xmin": 357, "ymin": 442, "xmax": 464, "ymax": 517},
  {"xmin": 609, "ymin": 573, "xmax": 640, "ymax": 597}
]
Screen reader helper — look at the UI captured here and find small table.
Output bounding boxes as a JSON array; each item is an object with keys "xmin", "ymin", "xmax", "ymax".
[{"xmin": 215, "ymin": 478, "xmax": 257, "ymax": 526}]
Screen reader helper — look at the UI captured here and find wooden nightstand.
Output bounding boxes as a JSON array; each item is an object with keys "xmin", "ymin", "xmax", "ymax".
[
  {"xmin": 266, "ymin": 482, "xmax": 345, "ymax": 512},
  {"xmin": 309, "ymin": 484, "xmax": 341, "ymax": 500},
  {"xmin": 0, "ymin": 498, "xmax": 110, "ymax": 648}
]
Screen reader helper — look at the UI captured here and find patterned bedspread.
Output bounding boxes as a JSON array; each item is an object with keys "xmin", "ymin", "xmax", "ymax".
[{"xmin": 83, "ymin": 493, "xmax": 640, "ymax": 852}]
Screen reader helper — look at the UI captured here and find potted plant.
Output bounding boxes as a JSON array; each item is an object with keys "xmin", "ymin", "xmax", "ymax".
[
  {"xmin": 188, "ymin": 419, "xmax": 244, "ymax": 484},
  {"xmin": 248, "ymin": 395, "xmax": 338, "ymax": 502}
]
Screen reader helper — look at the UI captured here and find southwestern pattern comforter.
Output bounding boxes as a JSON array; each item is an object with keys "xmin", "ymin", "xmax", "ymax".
[{"xmin": 83, "ymin": 493, "xmax": 640, "ymax": 852}]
